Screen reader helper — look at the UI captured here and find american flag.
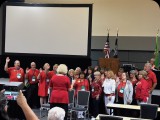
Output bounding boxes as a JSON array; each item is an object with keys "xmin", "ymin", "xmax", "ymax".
[{"xmin": 104, "ymin": 32, "xmax": 110, "ymax": 58}]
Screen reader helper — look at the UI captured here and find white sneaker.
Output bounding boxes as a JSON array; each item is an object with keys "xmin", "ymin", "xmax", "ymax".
[
  {"xmin": 91, "ymin": 117, "xmax": 95, "ymax": 120},
  {"xmin": 80, "ymin": 114, "xmax": 84, "ymax": 118},
  {"xmin": 77, "ymin": 112, "xmax": 81, "ymax": 118}
]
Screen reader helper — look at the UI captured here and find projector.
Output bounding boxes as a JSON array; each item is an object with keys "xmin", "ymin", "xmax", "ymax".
[{"xmin": 0, "ymin": 80, "xmax": 24, "ymax": 91}]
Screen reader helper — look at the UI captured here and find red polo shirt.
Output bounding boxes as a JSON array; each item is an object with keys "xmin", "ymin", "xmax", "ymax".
[
  {"xmin": 26, "ymin": 69, "xmax": 40, "ymax": 84},
  {"xmin": 147, "ymin": 70, "xmax": 157, "ymax": 90},
  {"xmin": 8, "ymin": 67, "xmax": 25, "ymax": 82}
]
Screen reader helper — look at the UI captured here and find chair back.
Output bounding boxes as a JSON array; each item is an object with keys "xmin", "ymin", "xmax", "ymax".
[
  {"xmin": 68, "ymin": 89, "xmax": 74, "ymax": 104},
  {"xmin": 77, "ymin": 90, "xmax": 90, "ymax": 107},
  {"xmin": 99, "ymin": 115, "xmax": 123, "ymax": 120},
  {"xmin": 140, "ymin": 103, "xmax": 159, "ymax": 119}
]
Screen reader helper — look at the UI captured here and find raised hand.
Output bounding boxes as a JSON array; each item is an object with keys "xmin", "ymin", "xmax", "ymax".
[
  {"xmin": 39, "ymin": 68, "xmax": 42, "ymax": 73},
  {"xmin": 26, "ymin": 67, "xmax": 29, "ymax": 74},
  {"xmin": 6, "ymin": 57, "xmax": 10, "ymax": 63}
]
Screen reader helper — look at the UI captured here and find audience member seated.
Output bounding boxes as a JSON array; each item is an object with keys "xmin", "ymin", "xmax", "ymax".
[{"xmin": 48, "ymin": 107, "xmax": 65, "ymax": 120}]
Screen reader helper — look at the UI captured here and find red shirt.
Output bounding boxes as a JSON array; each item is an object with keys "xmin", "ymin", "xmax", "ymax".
[
  {"xmin": 73, "ymin": 79, "xmax": 89, "ymax": 97},
  {"xmin": 117, "ymin": 81, "xmax": 126, "ymax": 98},
  {"xmin": 26, "ymin": 69, "xmax": 40, "ymax": 84},
  {"xmin": 147, "ymin": 70, "xmax": 157, "ymax": 90},
  {"xmin": 91, "ymin": 79, "xmax": 102, "ymax": 98},
  {"xmin": 8, "ymin": 67, "xmax": 25, "ymax": 82},
  {"xmin": 131, "ymin": 79, "xmax": 138, "ymax": 86},
  {"xmin": 135, "ymin": 78, "xmax": 149, "ymax": 102},
  {"xmin": 50, "ymin": 75, "xmax": 71, "ymax": 104},
  {"xmin": 48, "ymin": 71, "xmax": 56, "ymax": 78}
]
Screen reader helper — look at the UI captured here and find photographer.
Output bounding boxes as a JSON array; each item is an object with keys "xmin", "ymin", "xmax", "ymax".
[
  {"xmin": 0, "ymin": 90, "xmax": 8, "ymax": 120},
  {"xmin": 0, "ymin": 90, "xmax": 39, "ymax": 120}
]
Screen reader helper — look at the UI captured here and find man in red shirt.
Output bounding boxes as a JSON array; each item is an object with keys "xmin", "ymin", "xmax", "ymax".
[
  {"xmin": 4, "ymin": 57, "xmax": 25, "ymax": 82},
  {"xmin": 25, "ymin": 62, "xmax": 40, "ymax": 108},
  {"xmin": 144, "ymin": 63, "xmax": 157, "ymax": 103}
]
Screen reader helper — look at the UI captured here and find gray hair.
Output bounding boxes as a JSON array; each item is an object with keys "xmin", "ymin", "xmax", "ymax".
[
  {"xmin": 145, "ymin": 63, "xmax": 152, "ymax": 68},
  {"xmin": 48, "ymin": 107, "xmax": 65, "ymax": 120}
]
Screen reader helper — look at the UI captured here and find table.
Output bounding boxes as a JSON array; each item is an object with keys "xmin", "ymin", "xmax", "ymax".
[
  {"xmin": 96, "ymin": 114, "xmax": 151, "ymax": 120},
  {"xmin": 106, "ymin": 103, "xmax": 160, "ymax": 116}
]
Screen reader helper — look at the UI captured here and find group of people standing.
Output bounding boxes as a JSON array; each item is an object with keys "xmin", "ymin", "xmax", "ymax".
[{"xmin": 3, "ymin": 57, "xmax": 157, "ymax": 119}]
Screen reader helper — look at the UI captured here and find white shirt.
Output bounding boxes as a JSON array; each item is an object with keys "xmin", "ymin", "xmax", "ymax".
[{"xmin": 102, "ymin": 78, "xmax": 116, "ymax": 94}]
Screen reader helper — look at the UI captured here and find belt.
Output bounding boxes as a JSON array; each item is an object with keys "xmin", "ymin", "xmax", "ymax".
[{"xmin": 105, "ymin": 93, "xmax": 115, "ymax": 96}]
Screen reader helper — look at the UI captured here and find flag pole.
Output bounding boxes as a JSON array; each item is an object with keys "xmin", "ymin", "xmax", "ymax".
[
  {"xmin": 154, "ymin": 28, "xmax": 159, "ymax": 69},
  {"xmin": 117, "ymin": 28, "xmax": 119, "ymax": 34},
  {"xmin": 107, "ymin": 28, "xmax": 110, "ymax": 34}
]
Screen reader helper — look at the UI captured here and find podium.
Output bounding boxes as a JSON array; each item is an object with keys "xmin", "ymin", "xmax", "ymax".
[{"xmin": 98, "ymin": 58, "xmax": 120, "ymax": 74}]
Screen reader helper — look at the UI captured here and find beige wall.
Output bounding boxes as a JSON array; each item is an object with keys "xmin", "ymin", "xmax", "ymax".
[{"xmin": 25, "ymin": 0, "xmax": 160, "ymax": 36}]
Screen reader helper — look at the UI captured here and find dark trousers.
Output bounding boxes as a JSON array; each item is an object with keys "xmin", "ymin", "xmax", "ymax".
[
  {"xmin": 26, "ymin": 83, "xmax": 40, "ymax": 108},
  {"xmin": 116, "ymin": 96, "xmax": 125, "ymax": 116},
  {"xmin": 50, "ymin": 103, "xmax": 68, "ymax": 120},
  {"xmin": 92, "ymin": 98, "xmax": 100, "ymax": 118}
]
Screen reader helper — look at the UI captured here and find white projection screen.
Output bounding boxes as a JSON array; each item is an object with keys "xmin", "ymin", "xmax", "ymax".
[{"xmin": 3, "ymin": 3, "xmax": 92, "ymax": 57}]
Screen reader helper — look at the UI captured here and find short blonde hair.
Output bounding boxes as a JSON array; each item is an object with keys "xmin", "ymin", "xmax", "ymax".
[
  {"xmin": 48, "ymin": 107, "xmax": 65, "ymax": 120},
  {"xmin": 139, "ymin": 70, "xmax": 148, "ymax": 79},
  {"xmin": 57, "ymin": 64, "xmax": 68, "ymax": 74}
]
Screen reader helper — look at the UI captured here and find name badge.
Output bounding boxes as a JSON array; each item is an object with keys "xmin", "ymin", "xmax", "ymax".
[
  {"xmin": 17, "ymin": 73, "xmax": 21, "ymax": 79},
  {"xmin": 32, "ymin": 76, "xmax": 36, "ymax": 82},
  {"xmin": 120, "ymin": 88, "xmax": 124, "ymax": 93},
  {"xmin": 92, "ymin": 87, "xmax": 94, "ymax": 92},
  {"xmin": 46, "ymin": 79, "xmax": 50, "ymax": 82},
  {"xmin": 81, "ymin": 86, "xmax": 85, "ymax": 91},
  {"xmin": 48, "ymin": 88, "xmax": 50, "ymax": 94}
]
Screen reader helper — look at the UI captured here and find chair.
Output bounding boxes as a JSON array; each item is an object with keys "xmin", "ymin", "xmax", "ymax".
[
  {"xmin": 39, "ymin": 103, "xmax": 50, "ymax": 118},
  {"xmin": 70, "ymin": 90, "xmax": 90, "ymax": 120},
  {"xmin": 39, "ymin": 90, "xmax": 51, "ymax": 118},
  {"xmin": 140, "ymin": 103, "xmax": 159, "ymax": 119},
  {"xmin": 68, "ymin": 90, "xmax": 75, "ymax": 119},
  {"xmin": 68, "ymin": 89, "xmax": 75, "ymax": 109},
  {"xmin": 99, "ymin": 115, "xmax": 123, "ymax": 120}
]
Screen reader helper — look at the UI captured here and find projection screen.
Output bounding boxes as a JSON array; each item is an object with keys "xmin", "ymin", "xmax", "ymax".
[{"xmin": 3, "ymin": 3, "xmax": 92, "ymax": 57}]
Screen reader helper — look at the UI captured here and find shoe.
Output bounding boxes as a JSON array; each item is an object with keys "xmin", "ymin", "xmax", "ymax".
[{"xmin": 91, "ymin": 116, "xmax": 95, "ymax": 120}]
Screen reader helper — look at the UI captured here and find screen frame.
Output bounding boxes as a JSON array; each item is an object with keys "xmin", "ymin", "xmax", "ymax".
[{"xmin": 2, "ymin": 2, "xmax": 92, "ymax": 58}]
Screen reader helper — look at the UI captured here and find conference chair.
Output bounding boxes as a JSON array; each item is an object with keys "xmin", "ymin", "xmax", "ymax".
[
  {"xmin": 140, "ymin": 103, "xmax": 159, "ymax": 119},
  {"xmin": 40, "ymin": 91, "xmax": 51, "ymax": 118},
  {"xmin": 70, "ymin": 90, "xmax": 90, "ymax": 120},
  {"xmin": 39, "ymin": 103, "xmax": 50, "ymax": 118},
  {"xmin": 99, "ymin": 115, "xmax": 123, "ymax": 120},
  {"xmin": 68, "ymin": 89, "xmax": 75, "ymax": 119}
]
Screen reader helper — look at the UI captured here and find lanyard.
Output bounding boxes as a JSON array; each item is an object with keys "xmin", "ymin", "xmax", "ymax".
[
  {"xmin": 32, "ymin": 69, "xmax": 36, "ymax": 76},
  {"xmin": 81, "ymin": 79, "xmax": 85, "ymax": 87}
]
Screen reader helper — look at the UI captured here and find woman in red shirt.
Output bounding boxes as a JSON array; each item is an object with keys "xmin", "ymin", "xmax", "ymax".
[
  {"xmin": 90, "ymin": 71, "xmax": 102, "ymax": 118},
  {"xmin": 73, "ymin": 72, "xmax": 89, "ymax": 97},
  {"xmin": 73, "ymin": 71, "xmax": 89, "ymax": 118},
  {"xmin": 50, "ymin": 64, "xmax": 71, "ymax": 120},
  {"xmin": 135, "ymin": 70, "xmax": 149, "ymax": 104}
]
